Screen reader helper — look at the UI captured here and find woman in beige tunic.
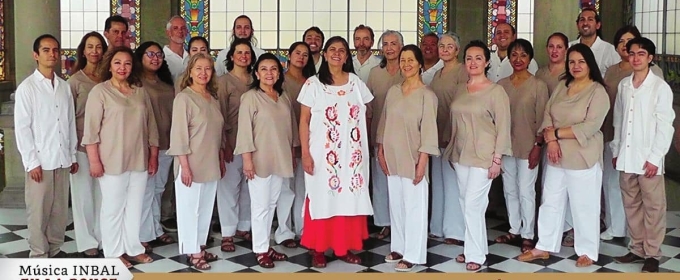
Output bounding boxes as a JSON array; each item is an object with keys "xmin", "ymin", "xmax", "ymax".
[
  {"xmin": 377, "ymin": 45, "xmax": 439, "ymax": 272},
  {"xmin": 134, "ymin": 41, "xmax": 177, "ymax": 252},
  {"xmin": 234, "ymin": 53, "xmax": 297, "ymax": 268},
  {"xmin": 495, "ymin": 39, "xmax": 549, "ymax": 253},
  {"xmin": 68, "ymin": 32, "xmax": 107, "ymax": 258},
  {"xmin": 366, "ymin": 30, "xmax": 405, "ymax": 239},
  {"xmin": 167, "ymin": 53, "xmax": 225, "ymax": 270},
  {"xmin": 175, "ymin": 36, "xmax": 210, "ymax": 93},
  {"xmin": 215, "ymin": 38, "xmax": 256, "ymax": 251},
  {"xmin": 82, "ymin": 46, "xmax": 159, "ymax": 268},
  {"xmin": 428, "ymin": 32, "xmax": 467, "ymax": 245},
  {"xmin": 443, "ymin": 40, "xmax": 511, "ymax": 271},
  {"xmin": 519, "ymin": 44, "xmax": 609, "ymax": 267},
  {"xmin": 536, "ymin": 32, "xmax": 568, "ymax": 95}
]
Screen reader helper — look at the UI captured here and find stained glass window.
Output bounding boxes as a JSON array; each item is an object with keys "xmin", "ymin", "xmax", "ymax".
[
  {"xmin": 487, "ymin": 0, "xmax": 516, "ymax": 51},
  {"xmin": 0, "ymin": 0, "xmax": 5, "ymax": 81}
]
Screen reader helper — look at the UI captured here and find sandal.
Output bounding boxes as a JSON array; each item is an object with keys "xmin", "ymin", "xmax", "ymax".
[
  {"xmin": 202, "ymin": 251, "xmax": 219, "ymax": 262},
  {"xmin": 395, "ymin": 260, "xmax": 415, "ymax": 272},
  {"xmin": 267, "ymin": 248, "xmax": 288, "ymax": 261},
  {"xmin": 336, "ymin": 252, "xmax": 362, "ymax": 264},
  {"xmin": 256, "ymin": 252, "xmax": 274, "ymax": 268},
  {"xmin": 517, "ymin": 250, "xmax": 549, "ymax": 262},
  {"xmin": 119, "ymin": 256, "xmax": 133, "ymax": 269},
  {"xmin": 125, "ymin": 253, "xmax": 153, "ymax": 264},
  {"xmin": 495, "ymin": 233, "xmax": 519, "ymax": 244},
  {"xmin": 385, "ymin": 252, "xmax": 403, "ymax": 263},
  {"xmin": 156, "ymin": 233, "xmax": 175, "ymax": 244},
  {"xmin": 428, "ymin": 233, "xmax": 441, "ymax": 239},
  {"xmin": 376, "ymin": 227, "xmax": 390, "ymax": 239},
  {"xmin": 562, "ymin": 230, "xmax": 574, "ymax": 247},
  {"xmin": 280, "ymin": 239, "xmax": 298, "ymax": 248},
  {"xmin": 312, "ymin": 252, "xmax": 327, "ymax": 268},
  {"xmin": 141, "ymin": 242, "xmax": 153, "ymax": 254},
  {"xmin": 221, "ymin": 237, "xmax": 235, "ymax": 252},
  {"xmin": 455, "ymin": 254, "xmax": 465, "ymax": 263},
  {"xmin": 576, "ymin": 255, "xmax": 594, "ymax": 267},
  {"xmin": 189, "ymin": 254, "xmax": 211, "ymax": 270},
  {"xmin": 521, "ymin": 239, "xmax": 535, "ymax": 253},
  {"xmin": 235, "ymin": 230, "xmax": 252, "ymax": 241},
  {"xmin": 466, "ymin": 262, "xmax": 482, "ymax": 271},
  {"xmin": 444, "ymin": 238, "xmax": 464, "ymax": 245}
]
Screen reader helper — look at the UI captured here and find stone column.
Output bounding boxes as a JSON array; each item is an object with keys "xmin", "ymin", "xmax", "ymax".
[
  {"xmin": 533, "ymin": 0, "xmax": 580, "ymax": 66},
  {"xmin": 12, "ymin": 0, "xmax": 60, "ymax": 83},
  {"xmin": 0, "ymin": 93, "xmax": 26, "ymax": 208}
]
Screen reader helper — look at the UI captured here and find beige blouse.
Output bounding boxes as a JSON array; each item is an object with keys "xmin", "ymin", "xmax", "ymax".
[
  {"xmin": 497, "ymin": 76, "xmax": 549, "ymax": 159},
  {"xmin": 376, "ymin": 85, "xmax": 440, "ymax": 180},
  {"xmin": 234, "ymin": 89, "xmax": 299, "ymax": 178},
  {"xmin": 430, "ymin": 64, "xmax": 468, "ymax": 148},
  {"xmin": 535, "ymin": 66, "xmax": 564, "ymax": 96},
  {"xmin": 143, "ymin": 78, "xmax": 175, "ymax": 150},
  {"xmin": 216, "ymin": 72, "xmax": 252, "ymax": 151},
  {"xmin": 68, "ymin": 70, "xmax": 97, "ymax": 153},
  {"xmin": 443, "ymin": 84, "xmax": 512, "ymax": 169},
  {"xmin": 283, "ymin": 77, "xmax": 304, "ymax": 125},
  {"xmin": 601, "ymin": 64, "xmax": 663, "ymax": 143},
  {"xmin": 82, "ymin": 81, "xmax": 160, "ymax": 175},
  {"xmin": 539, "ymin": 81, "xmax": 609, "ymax": 170},
  {"xmin": 167, "ymin": 88, "xmax": 224, "ymax": 183},
  {"xmin": 366, "ymin": 66, "xmax": 404, "ymax": 146}
]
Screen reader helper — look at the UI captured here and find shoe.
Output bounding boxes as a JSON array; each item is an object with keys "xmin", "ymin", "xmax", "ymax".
[
  {"xmin": 641, "ymin": 258, "xmax": 659, "ymax": 272},
  {"xmin": 161, "ymin": 218, "xmax": 178, "ymax": 232},
  {"xmin": 614, "ymin": 252, "xmax": 645, "ymax": 264},
  {"xmin": 600, "ymin": 231, "xmax": 614, "ymax": 241}
]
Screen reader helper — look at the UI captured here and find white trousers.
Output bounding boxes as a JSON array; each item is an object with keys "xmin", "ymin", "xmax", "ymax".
[
  {"xmin": 454, "ymin": 163, "xmax": 493, "ymax": 265},
  {"xmin": 501, "ymin": 157, "xmax": 538, "ymax": 239},
  {"xmin": 388, "ymin": 176, "xmax": 429, "ymax": 264},
  {"xmin": 216, "ymin": 155, "xmax": 251, "ymax": 236},
  {"xmin": 69, "ymin": 151, "xmax": 102, "ymax": 252},
  {"xmin": 291, "ymin": 158, "xmax": 306, "ymax": 236},
  {"xmin": 429, "ymin": 149, "xmax": 465, "ymax": 240},
  {"xmin": 602, "ymin": 142, "xmax": 626, "ymax": 237},
  {"xmin": 98, "ymin": 171, "xmax": 147, "ymax": 257},
  {"xmin": 140, "ymin": 151, "xmax": 173, "ymax": 242},
  {"xmin": 541, "ymin": 150, "xmax": 573, "ymax": 233},
  {"xmin": 249, "ymin": 174, "xmax": 285, "ymax": 253},
  {"xmin": 371, "ymin": 151, "xmax": 390, "ymax": 227},
  {"xmin": 535, "ymin": 164, "xmax": 602, "ymax": 261},
  {"xmin": 274, "ymin": 158, "xmax": 303, "ymax": 242},
  {"xmin": 175, "ymin": 167, "xmax": 217, "ymax": 255}
]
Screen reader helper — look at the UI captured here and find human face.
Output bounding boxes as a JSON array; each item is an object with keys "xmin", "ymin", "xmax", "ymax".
[
  {"xmin": 627, "ymin": 44, "xmax": 653, "ymax": 72},
  {"xmin": 231, "ymin": 44, "xmax": 252, "ymax": 68},
  {"xmin": 547, "ymin": 36, "xmax": 567, "ymax": 64},
  {"xmin": 304, "ymin": 30, "xmax": 323, "ymax": 54},
  {"xmin": 109, "ymin": 51, "xmax": 133, "ymax": 81},
  {"xmin": 353, "ymin": 28, "xmax": 373, "ymax": 54},
  {"xmin": 323, "ymin": 41, "xmax": 348, "ymax": 68},
  {"xmin": 289, "ymin": 44, "xmax": 310, "ymax": 69},
  {"xmin": 166, "ymin": 18, "xmax": 188, "ymax": 45},
  {"xmin": 84, "ymin": 36, "xmax": 104, "ymax": 65},
  {"xmin": 190, "ymin": 58, "xmax": 213, "ymax": 86},
  {"xmin": 438, "ymin": 36, "xmax": 459, "ymax": 62},
  {"xmin": 568, "ymin": 51, "xmax": 590, "ymax": 80},
  {"xmin": 510, "ymin": 46, "xmax": 530, "ymax": 72},
  {"xmin": 493, "ymin": 23, "xmax": 515, "ymax": 51},
  {"xmin": 464, "ymin": 46, "xmax": 488, "ymax": 76},
  {"xmin": 34, "ymin": 37, "xmax": 60, "ymax": 69},
  {"xmin": 104, "ymin": 22, "xmax": 128, "ymax": 47},
  {"xmin": 577, "ymin": 10, "xmax": 600, "ymax": 38},
  {"xmin": 233, "ymin": 17, "xmax": 253, "ymax": 39},
  {"xmin": 255, "ymin": 59, "xmax": 280, "ymax": 87},
  {"xmin": 616, "ymin": 32, "xmax": 636, "ymax": 60},
  {"xmin": 381, "ymin": 34, "xmax": 402, "ymax": 61},
  {"xmin": 420, "ymin": 36, "xmax": 439, "ymax": 61},
  {"xmin": 142, "ymin": 45, "xmax": 164, "ymax": 73},
  {"xmin": 399, "ymin": 50, "xmax": 421, "ymax": 79},
  {"xmin": 189, "ymin": 40, "xmax": 208, "ymax": 56}
]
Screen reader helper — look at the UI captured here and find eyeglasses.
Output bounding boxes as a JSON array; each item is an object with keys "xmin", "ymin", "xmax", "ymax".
[{"xmin": 145, "ymin": 51, "xmax": 164, "ymax": 59}]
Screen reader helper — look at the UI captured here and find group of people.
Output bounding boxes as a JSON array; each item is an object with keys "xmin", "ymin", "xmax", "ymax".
[{"xmin": 13, "ymin": 7, "xmax": 676, "ymax": 273}]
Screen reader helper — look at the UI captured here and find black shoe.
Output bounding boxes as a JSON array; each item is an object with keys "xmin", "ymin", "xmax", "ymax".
[
  {"xmin": 614, "ymin": 252, "xmax": 645, "ymax": 264},
  {"xmin": 641, "ymin": 258, "xmax": 659, "ymax": 273},
  {"xmin": 212, "ymin": 222, "xmax": 221, "ymax": 233},
  {"xmin": 50, "ymin": 251, "xmax": 69, "ymax": 258},
  {"xmin": 161, "ymin": 218, "xmax": 178, "ymax": 232}
]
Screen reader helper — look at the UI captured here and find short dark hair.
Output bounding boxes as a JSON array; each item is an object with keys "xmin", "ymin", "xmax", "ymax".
[
  {"xmin": 508, "ymin": 38, "xmax": 534, "ymax": 61},
  {"xmin": 317, "ymin": 36, "xmax": 355, "ymax": 85},
  {"xmin": 250, "ymin": 53, "xmax": 285, "ymax": 95},
  {"xmin": 33, "ymin": 34, "xmax": 60, "ymax": 54},
  {"xmin": 105, "ymin": 15, "xmax": 129, "ymax": 31},
  {"xmin": 563, "ymin": 43, "xmax": 606, "ymax": 89},
  {"xmin": 613, "ymin": 25, "xmax": 641, "ymax": 47},
  {"xmin": 626, "ymin": 37, "xmax": 656, "ymax": 67},
  {"xmin": 134, "ymin": 41, "xmax": 174, "ymax": 86},
  {"xmin": 188, "ymin": 36, "xmax": 210, "ymax": 52},
  {"xmin": 353, "ymin": 25, "xmax": 375, "ymax": 41},
  {"xmin": 287, "ymin": 41, "xmax": 316, "ymax": 78},
  {"xmin": 463, "ymin": 40, "xmax": 491, "ymax": 75},
  {"xmin": 546, "ymin": 32, "xmax": 569, "ymax": 48},
  {"xmin": 422, "ymin": 32, "xmax": 439, "ymax": 42},
  {"xmin": 497, "ymin": 22, "xmax": 516, "ymax": 35},
  {"xmin": 576, "ymin": 8, "xmax": 603, "ymax": 38},
  {"xmin": 73, "ymin": 32, "xmax": 108, "ymax": 73},
  {"xmin": 225, "ymin": 38, "xmax": 256, "ymax": 73},
  {"xmin": 302, "ymin": 26, "xmax": 325, "ymax": 44},
  {"xmin": 400, "ymin": 45, "xmax": 425, "ymax": 73}
]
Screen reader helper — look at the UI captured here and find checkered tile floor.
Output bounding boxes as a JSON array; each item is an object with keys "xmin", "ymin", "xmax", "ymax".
[{"xmin": 1, "ymin": 208, "xmax": 679, "ymax": 273}]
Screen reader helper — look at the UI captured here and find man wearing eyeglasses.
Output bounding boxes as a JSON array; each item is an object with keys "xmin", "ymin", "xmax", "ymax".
[{"xmin": 163, "ymin": 15, "xmax": 189, "ymax": 83}]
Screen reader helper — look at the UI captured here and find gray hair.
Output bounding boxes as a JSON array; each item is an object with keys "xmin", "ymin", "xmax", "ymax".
[
  {"xmin": 440, "ymin": 32, "xmax": 461, "ymax": 50},
  {"xmin": 166, "ymin": 15, "xmax": 186, "ymax": 31},
  {"xmin": 378, "ymin": 30, "xmax": 404, "ymax": 47}
]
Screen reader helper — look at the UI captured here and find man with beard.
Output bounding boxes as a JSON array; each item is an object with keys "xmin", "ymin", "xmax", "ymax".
[
  {"xmin": 103, "ymin": 15, "xmax": 129, "ymax": 48},
  {"xmin": 487, "ymin": 23, "xmax": 538, "ymax": 83},
  {"xmin": 569, "ymin": 8, "xmax": 620, "ymax": 76},
  {"xmin": 352, "ymin": 25, "xmax": 381, "ymax": 83},
  {"xmin": 163, "ymin": 16, "xmax": 189, "ymax": 82},
  {"xmin": 419, "ymin": 33, "xmax": 444, "ymax": 85},
  {"xmin": 214, "ymin": 15, "xmax": 265, "ymax": 76},
  {"xmin": 303, "ymin": 27, "xmax": 325, "ymax": 72}
]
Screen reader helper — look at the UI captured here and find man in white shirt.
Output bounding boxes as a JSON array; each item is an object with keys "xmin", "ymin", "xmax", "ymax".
[
  {"xmin": 569, "ymin": 8, "xmax": 620, "ymax": 77},
  {"xmin": 163, "ymin": 16, "xmax": 189, "ymax": 82},
  {"xmin": 303, "ymin": 26, "xmax": 325, "ymax": 72},
  {"xmin": 14, "ymin": 34, "xmax": 78, "ymax": 258},
  {"xmin": 488, "ymin": 23, "xmax": 538, "ymax": 83},
  {"xmin": 352, "ymin": 24, "xmax": 381, "ymax": 84},
  {"xmin": 420, "ymin": 32, "xmax": 444, "ymax": 85},
  {"xmin": 214, "ymin": 15, "xmax": 265, "ymax": 77},
  {"xmin": 103, "ymin": 15, "xmax": 129, "ymax": 48},
  {"xmin": 610, "ymin": 37, "xmax": 674, "ymax": 273}
]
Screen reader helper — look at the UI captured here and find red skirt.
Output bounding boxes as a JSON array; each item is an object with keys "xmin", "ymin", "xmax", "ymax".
[{"xmin": 300, "ymin": 197, "xmax": 369, "ymax": 256}]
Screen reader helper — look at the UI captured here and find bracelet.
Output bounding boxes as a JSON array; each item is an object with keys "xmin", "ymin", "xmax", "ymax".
[
  {"xmin": 554, "ymin": 128, "xmax": 560, "ymax": 140},
  {"xmin": 492, "ymin": 158, "xmax": 501, "ymax": 165}
]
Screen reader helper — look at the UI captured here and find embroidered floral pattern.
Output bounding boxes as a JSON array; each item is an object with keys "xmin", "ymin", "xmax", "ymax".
[
  {"xmin": 349, "ymin": 104, "xmax": 360, "ymax": 120},
  {"xmin": 350, "ymin": 173, "xmax": 364, "ymax": 192}
]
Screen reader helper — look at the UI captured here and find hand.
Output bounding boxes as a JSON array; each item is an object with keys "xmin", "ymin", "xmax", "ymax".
[
  {"xmin": 243, "ymin": 159, "xmax": 256, "ymax": 180},
  {"xmin": 413, "ymin": 162, "xmax": 426, "ymax": 185},
  {"xmin": 70, "ymin": 163, "xmax": 79, "ymax": 174},
  {"xmin": 546, "ymin": 141, "xmax": 562, "ymax": 164},
  {"xmin": 528, "ymin": 146, "xmax": 542, "ymax": 169},
  {"xmin": 181, "ymin": 166, "xmax": 193, "ymax": 187},
  {"xmin": 220, "ymin": 160, "xmax": 226, "ymax": 178},
  {"xmin": 378, "ymin": 154, "xmax": 390, "ymax": 176},
  {"xmin": 612, "ymin": 157, "xmax": 617, "ymax": 169},
  {"xmin": 28, "ymin": 166, "xmax": 43, "ymax": 183},
  {"xmin": 302, "ymin": 155, "xmax": 314, "ymax": 175},
  {"xmin": 148, "ymin": 156, "xmax": 158, "ymax": 176},
  {"xmin": 643, "ymin": 161, "xmax": 658, "ymax": 178},
  {"xmin": 225, "ymin": 147, "xmax": 234, "ymax": 163},
  {"xmin": 292, "ymin": 157, "xmax": 298, "ymax": 170},
  {"xmin": 543, "ymin": 127, "xmax": 557, "ymax": 142},
  {"xmin": 488, "ymin": 158, "xmax": 501, "ymax": 179},
  {"xmin": 89, "ymin": 162, "xmax": 104, "ymax": 178}
]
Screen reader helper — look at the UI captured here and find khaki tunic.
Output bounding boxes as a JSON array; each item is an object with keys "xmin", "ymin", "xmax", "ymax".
[
  {"xmin": 82, "ymin": 81, "xmax": 160, "ymax": 175},
  {"xmin": 539, "ymin": 81, "xmax": 609, "ymax": 170},
  {"xmin": 283, "ymin": 77, "xmax": 305, "ymax": 158},
  {"xmin": 376, "ymin": 85, "xmax": 440, "ymax": 180},
  {"xmin": 142, "ymin": 78, "xmax": 175, "ymax": 150},
  {"xmin": 497, "ymin": 76, "xmax": 549, "ymax": 159},
  {"xmin": 430, "ymin": 64, "xmax": 468, "ymax": 148},
  {"xmin": 366, "ymin": 66, "xmax": 403, "ymax": 146},
  {"xmin": 443, "ymin": 84, "xmax": 512, "ymax": 169},
  {"xmin": 535, "ymin": 66, "xmax": 564, "ymax": 96},
  {"xmin": 167, "ymin": 88, "xmax": 224, "ymax": 183},
  {"xmin": 216, "ymin": 72, "xmax": 252, "ymax": 151},
  {"xmin": 67, "ymin": 70, "xmax": 97, "ymax": 153},
  {"xmin": 601, "ymin": 64, "xmax": 663, "ymax": 143},
  {"xmin": 234, "ymin": 89, "xmax": 299, "ymax": 178}
]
